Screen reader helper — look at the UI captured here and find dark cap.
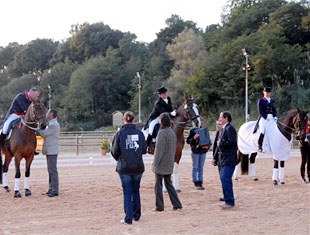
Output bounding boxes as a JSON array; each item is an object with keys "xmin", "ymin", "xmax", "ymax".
[
  {"xmin": 157, "ymin": 86, "xmax": 168, "ymax": 94},
  {"xmin": 263, "ymin": 87, "xmax": 272, "ymax": 92}
]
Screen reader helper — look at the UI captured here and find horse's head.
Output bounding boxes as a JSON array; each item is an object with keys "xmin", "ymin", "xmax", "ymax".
[
  {"xmin": 183, "ymin": 96, "xmax": 201, "ymax": 128},
  {"xmin": 29, "ymin": 101, "xmax": 47, "ymax": 130},
  {"xmin": 292, "ymin": 109, "xmax": 308, "ymax": 140}
]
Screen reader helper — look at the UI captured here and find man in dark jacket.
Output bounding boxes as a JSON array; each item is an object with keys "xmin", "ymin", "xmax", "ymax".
[
  {"xmin": 111, "ymin": 111, "xmax": 147, "ymax": 225},
  {"xmin": 217, "ymin": 111, "xmax": 238, "ymax": 209},
  {"xmin": 0, "ymin": 88, "xmax": 40, "ymax": 148},
  {"xmin": 143, "ymin": 87, "xmax": 175, "ymax": 146}
]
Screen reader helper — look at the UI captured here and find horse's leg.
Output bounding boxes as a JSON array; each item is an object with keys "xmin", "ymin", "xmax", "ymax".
[
  {"xmin": 249, "ymin": 153, "xmax": 258, "ymax": 181},
  {"xmin": 272, "ymin": 160, "xmax": 279, "ymax": 186},
  {"xmin": 233, "ymin": 165, "xmax": 239, "ymax": 180},
  {"xmin": 2, "ymin": 154, "xmax": 12, "ymax": 192},
  {"xmin": 13, "ymin": 156, "xmax": 22, "ymax": 198},
  {"xmin": 240, "ymin": 152, "xmax": 249, "ymax": 175},
  {"xmin": 300, "ymin": 145, "xmax": 307, "ymax": 182},
  {"xmin": 172, "ymin": 163, "xmax": 180, "ymax": 192},
  {"xmin": 279, "ymin": 161, "xmax": 285, "ymax": 185},
  {"xmin": 24, "ymin": 156, "xmax": 34, "ymax": 196}
]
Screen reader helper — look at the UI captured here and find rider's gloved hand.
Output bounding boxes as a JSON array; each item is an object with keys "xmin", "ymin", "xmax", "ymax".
[
  {"xmin": 267, "ymin": 114, "xmax": 273, "ymax": 121},
  {"xmin": 170, "ymin": 110, "xmax": 177, "ymax": 116}
]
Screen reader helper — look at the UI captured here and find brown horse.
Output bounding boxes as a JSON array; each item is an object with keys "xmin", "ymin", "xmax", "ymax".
[
  {"xmin": 0, "ymin": 101, "xmax": 47, "ymax": 198},
  {"xmin": 238, "ymin": 109, "xmax": 308, "ymax": 185},
  {"xmin": 170, "ymin": 96, "xmax": 201, "ymax": 191}
]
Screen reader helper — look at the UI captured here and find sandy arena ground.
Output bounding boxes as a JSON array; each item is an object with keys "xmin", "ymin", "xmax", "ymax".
[{"xmin": 1, "ymin": 149, "xmax": 309, "ymax": 235}]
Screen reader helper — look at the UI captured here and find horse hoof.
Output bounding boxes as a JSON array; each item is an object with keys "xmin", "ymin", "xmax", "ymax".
[
  {"xmin": 280, "ymin": 182, "xmax": 285, "ymax": 185},
  {"xmin": 176, "ymin": 189, "xmax": 181, "ymax": 193},
  {"xmin": 273, "ymin": 180, "xmax": 278, "ymax": 186},
  {"xmin": 4, "ymin": 186, "xmax": 10, "ymax": 192},
  {"xmin": 25, "ymin": 189, "xmax": 32, "ymax": 197},
  {"xmin": 253, "ymin": 178, "xmax": 258, "ymax": 181},
  {"xmin": 14, "ymin": 191, "xmax": 22, "ymax": 198}
]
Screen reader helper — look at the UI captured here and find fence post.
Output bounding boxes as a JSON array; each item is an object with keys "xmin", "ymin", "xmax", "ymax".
[{"xmin": 76, "ymin": 134, "xmax": 79, "ymax": 155}]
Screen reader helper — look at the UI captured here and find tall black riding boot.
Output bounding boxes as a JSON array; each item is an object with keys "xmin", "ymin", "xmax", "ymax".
[
  {"xmin": 146, "ymin": 134, "xmax": 152, "ymax": 147},
  {"xmin": 258, "ymin": 133, "xmax": 264, "ymax": 152},
  {"xmin": 0, "ymin": 133, "xmax": 7, "ymax": 148}
]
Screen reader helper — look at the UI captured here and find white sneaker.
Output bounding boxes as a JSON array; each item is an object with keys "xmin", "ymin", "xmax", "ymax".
[{"xmin": 120, "ymin": 219, "xmax": 131, "ymax": 225}]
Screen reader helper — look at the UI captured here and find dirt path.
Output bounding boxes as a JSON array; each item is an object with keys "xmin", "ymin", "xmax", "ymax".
[{"xmin": 1, "ymin": 154, "xmax": 309, "ymax": 235}]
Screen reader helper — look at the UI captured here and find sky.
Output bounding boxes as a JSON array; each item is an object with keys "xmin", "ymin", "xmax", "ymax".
[{"xmin": 0, "ymin": 0, "xmax": 228, "ymax": 47}]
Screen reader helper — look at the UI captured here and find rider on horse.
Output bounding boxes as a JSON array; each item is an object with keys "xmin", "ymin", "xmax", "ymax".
[
  {"xmin": 144, "ymin": 86, "xmax": 176, "ymax": 146},
  {"xmin": 0, "ymin": 88, "xmax": 40, "ymax": 148},
  {"xmin": 257, "ymin": 87, "xmax": 277, "ymax": 152}
]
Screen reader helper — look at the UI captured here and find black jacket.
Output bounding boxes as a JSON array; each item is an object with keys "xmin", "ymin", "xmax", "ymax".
[
  {"xmin": 218, "ymin": 123, "xmax": 238, "ymax": 166},
  {"xmin": 111, "ymin": 124, "xmax": 147, "ymax": 175},
  {"xmin": 5, "ymin": 91, "xmax": 31, "ymax": 120},
  {"xmin": 149, "ymin": 97, "xmax": 173, "ymax": 120},
  {"xmin": 186, "ymin": 128, "xmax": 209, "ymax": 154}
]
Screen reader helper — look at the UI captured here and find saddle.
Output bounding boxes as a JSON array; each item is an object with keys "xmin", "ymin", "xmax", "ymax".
[{"xmin": 0, "ymin": 117, "xmax": 21, "ymax": 140}]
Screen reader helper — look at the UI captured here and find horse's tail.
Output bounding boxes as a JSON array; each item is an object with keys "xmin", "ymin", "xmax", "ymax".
[{"xmin": 238, "ymin": 151, "xmax": 249, "ymax": 175}]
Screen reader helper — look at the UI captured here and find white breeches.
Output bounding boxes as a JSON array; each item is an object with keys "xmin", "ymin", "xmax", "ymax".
[
  {"xmin": 258, "ymin": 114, "xmax": 273, "ymax": 134},
  {"xmin": 2, "ymin": 113, "xmax": 20, "ymax": 134},
  {"xmin": 148, "ymin": 117, "xmax": 159, "ymax": 136}
]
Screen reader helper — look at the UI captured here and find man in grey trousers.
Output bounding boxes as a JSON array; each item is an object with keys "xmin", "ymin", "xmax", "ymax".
[
  {"xmin": 152, "ymin": 112, "xmax": 182, "ymax": 211},
  {"xmin": 37, "ymin": 109, "xmax": 60, "ymax": 197}
]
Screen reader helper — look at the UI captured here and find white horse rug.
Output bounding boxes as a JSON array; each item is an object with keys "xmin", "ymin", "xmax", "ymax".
[{"xmin": 238, "ymin": 120, "xmax": 291, "ymax": 161}]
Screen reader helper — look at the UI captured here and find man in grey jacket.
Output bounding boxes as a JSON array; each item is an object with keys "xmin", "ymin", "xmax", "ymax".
[
  {"xmin": 152, "ymin": 113, "xmax": 182, "ymax": 211},
  {"xmin": 37, "ymin": 109, "xmax": 60, "ymax": 197}
]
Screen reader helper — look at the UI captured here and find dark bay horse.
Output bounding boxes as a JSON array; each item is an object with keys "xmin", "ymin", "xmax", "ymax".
[
  {"xmin": 238, "ymin": 109, "xmax": 308, "ymax": 185},
  {"xmin": 170, "ymin": 96, "xmax": 201, "ymax": 191},
  {"xmin": 0, "ymin": 101, "xmax": 47, "ymax": 198},
  {"xmin": 298, "ymin": 117, "xmax": 309, "ymax": 183}
]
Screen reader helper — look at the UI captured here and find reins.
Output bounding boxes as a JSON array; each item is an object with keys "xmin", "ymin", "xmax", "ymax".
[
  {"xmin": 21, "ymin": 118, "xmax": 40, "ymax": 131},
  {"xmin": 277, "ymin": 113, "xmax": 306, "ymax": 136}
]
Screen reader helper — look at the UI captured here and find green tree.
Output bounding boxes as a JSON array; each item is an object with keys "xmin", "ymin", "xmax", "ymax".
[{"xmin": 166, "ymin": 28, "xmax": 207, "ymax": 105}]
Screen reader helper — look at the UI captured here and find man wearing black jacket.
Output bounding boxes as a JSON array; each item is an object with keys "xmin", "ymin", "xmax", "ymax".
[
  {"xmin": 216, "ymin": 111, "xmax": 238, "ymax": 209},
  {"xmin": 111, "ymin": 111, "xmax": 147, "ymax": 225}
]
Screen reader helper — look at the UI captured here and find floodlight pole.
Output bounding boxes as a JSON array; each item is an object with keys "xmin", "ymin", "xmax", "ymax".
[
  {"xmin": 47, "ymin": 84, "xmax": 51, "ymax": 110},
  {"xmin": 136, "ymin": 72, "xmax": 141, "ymax": 122},
  {"xmin": 242, "ymin": 48, "xmax": 250, "ymax": 122}
]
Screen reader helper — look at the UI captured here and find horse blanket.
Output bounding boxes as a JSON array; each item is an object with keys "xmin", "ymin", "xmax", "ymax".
[{"xmin": 238, "ymin": 120, "xmax": 291, "ymax": 161}]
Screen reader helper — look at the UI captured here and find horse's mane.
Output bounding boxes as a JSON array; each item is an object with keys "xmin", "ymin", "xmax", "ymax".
[{"xmin": 280, "ymin": 109, "xmax": 300, "ymax": 118}]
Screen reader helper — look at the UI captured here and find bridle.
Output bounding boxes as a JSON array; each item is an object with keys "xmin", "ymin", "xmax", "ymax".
[
  {"xmin": 277, "ymin": 111, "xmax": 306, "ymax": 138},
  {"xmin": 184, "ymin": 100, "xmax": 201, "ymax": 127},
  {"xmin": 21, "ymin": 103, "xmax": 46, "ymax": 131}
]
